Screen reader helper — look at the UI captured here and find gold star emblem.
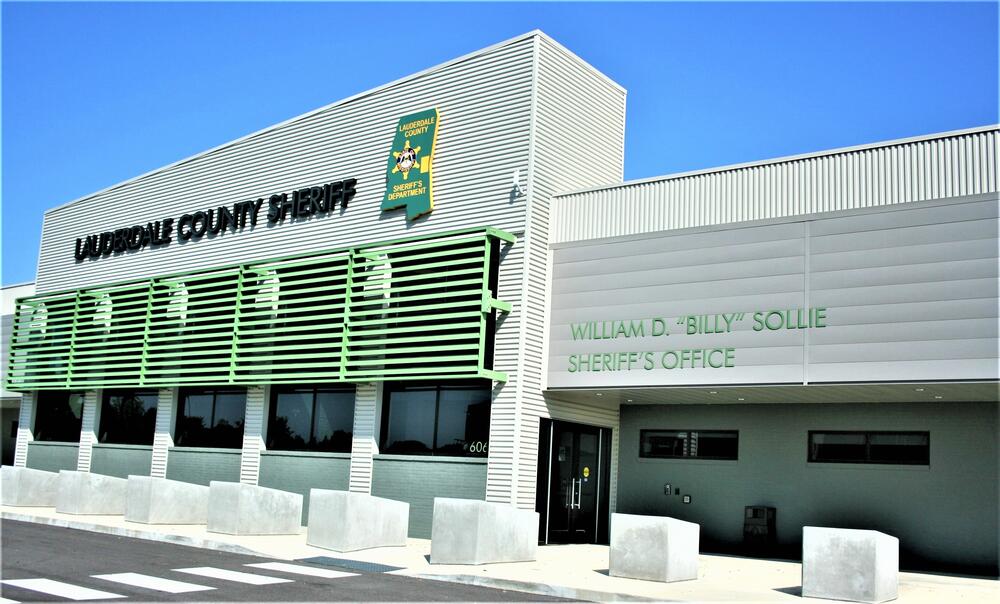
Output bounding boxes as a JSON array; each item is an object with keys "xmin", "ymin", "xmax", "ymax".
[{"xmin": 391, "ymin": 139, "xmax": 422, "ymax": 180}]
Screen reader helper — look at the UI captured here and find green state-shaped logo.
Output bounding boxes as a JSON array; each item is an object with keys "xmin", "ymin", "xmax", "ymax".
[{"xmin": 381, "ymin": 108, "xmax": 439, "ymax": 220}]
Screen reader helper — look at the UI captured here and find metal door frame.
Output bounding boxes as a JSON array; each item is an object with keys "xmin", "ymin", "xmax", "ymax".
[{"xmin": 540, "ymin": 418, "xmax": 611, "ymax": 545}]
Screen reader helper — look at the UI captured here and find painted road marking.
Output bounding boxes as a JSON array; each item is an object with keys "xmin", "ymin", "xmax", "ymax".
[
  {"xmin": 172, "ymin": 567, "xmax": 293, "ymax": 585},
  {"xmin": 93, "ymin": 572, "xmax": 216, "ymax": 594},
  {"xmin": 245, "ymin": 562, "xmax": 359, "ymax": 579},
  {"xmin": 0, "ymin": 597, "xmax": 21, "ymax": 604},
  {"xmin": 1, "ymin": 579, "xmax": 126, "ymax": 601}
]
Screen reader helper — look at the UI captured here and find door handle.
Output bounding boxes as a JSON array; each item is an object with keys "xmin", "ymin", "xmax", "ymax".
[
  {"xmin": 565, "ymin": 479, "xmax": 573, "ymax": 508},
  {"xmin": 572, "ymin": 478, "xmax": 582, "ymax": 509}
]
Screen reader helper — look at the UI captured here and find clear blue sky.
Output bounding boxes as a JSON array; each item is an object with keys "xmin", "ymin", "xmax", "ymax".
[{"xmin": 2, "ymin": 1, "xmax": 997, "ymax": 286}]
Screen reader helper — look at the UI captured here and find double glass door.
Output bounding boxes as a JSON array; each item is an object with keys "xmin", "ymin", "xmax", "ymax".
[{"xmin": 536, "ymin": 419, "xmax": 611, "ymax": 544}]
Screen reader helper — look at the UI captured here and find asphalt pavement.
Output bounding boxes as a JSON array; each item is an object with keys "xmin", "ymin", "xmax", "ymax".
[{"xmin": 0, "ymin": 520, "xmax": 571, "ymax": 602}]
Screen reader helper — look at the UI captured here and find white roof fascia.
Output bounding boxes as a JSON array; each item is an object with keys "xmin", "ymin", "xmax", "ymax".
[{"xmin": 555, "ymin": 124, "xmax": 1000, "ymax": 198}]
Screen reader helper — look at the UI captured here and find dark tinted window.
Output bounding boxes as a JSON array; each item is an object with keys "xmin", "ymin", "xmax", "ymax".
[
  {"xmin": 99, "ymin": 390, "xmax": 157, "ymax": 445},
  {"xmin": 640, "ymin": 430, "xmax": 738, "ymax": 460},
  {"xmin": 267, "ymin": 386, "xmax": 354, "ymax": 452},
  {"xmin": 381, "ymin": 383, "xmax": 490, "ymax": 457},
  {"xmin": 809, "ymin": 431, "xmax": 929, "ymax": 465},
  {"xmin": 175, "ymin": 388, "xmax": 246, "ymax": 448},
  {"xmin": 33, "ymin": 391, "xmax": 84, "ymax": 442}
]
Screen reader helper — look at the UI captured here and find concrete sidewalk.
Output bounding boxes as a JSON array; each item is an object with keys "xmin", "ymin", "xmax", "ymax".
[{"xmin": 3, "ymin": 506, "xmax": 997, "ymax": 603}]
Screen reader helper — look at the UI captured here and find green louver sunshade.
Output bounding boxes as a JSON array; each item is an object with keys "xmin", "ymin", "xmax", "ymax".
[{"xmin": 6, "ymin": 226, "xmax": 514, "ymax": 390}]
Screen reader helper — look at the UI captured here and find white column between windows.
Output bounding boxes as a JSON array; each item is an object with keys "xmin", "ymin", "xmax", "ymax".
[
  {"xmin": 349, "ymin": 382, "xmax": 380, "ymax": 494},
  {"xmin": 76, "ymin": 390, "xmax": 101, "ymax": 472},
  {"xmin": 150, "ymin": 388, "xmax": 177, "ymax": 478},
  {"xmin": 13, "ymin": 391, "xmax": 36, "ymax": 467}
]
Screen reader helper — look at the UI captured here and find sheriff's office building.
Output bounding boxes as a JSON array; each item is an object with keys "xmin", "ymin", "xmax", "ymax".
[{"xmin": 4, "ymin": 31, "xmax": 998, "ymax": 576}]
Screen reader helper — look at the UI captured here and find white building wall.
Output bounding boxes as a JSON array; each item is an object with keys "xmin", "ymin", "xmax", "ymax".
[
  {"xmin": 34, "ymin": 35, "xmax": 540, "ymax": 294},
  {"xmin": 487, "ymin": 35, "xmax": 627, "ymax": 507},
  {"xmin": 551, "ymin": 126, "xmax": 999, "ymax": 244},
  {"xmin": 548, "ymin": 195, "xmax": 999, "ymax": 389}
]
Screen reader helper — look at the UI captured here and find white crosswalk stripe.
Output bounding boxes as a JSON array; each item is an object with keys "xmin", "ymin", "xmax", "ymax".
[
  {"xmin": 172, "ymin": 567, "xmax": 293, "ymax": 585},
  {"xmin": 92, "ymin": 572, "xmax": 215, "ymax": 594},
  {"xmin": 1, "ymin": 578, "xmax": 126, "ymax": 601},
  {"xmin": 0, "ymin": 597, "xmax": 22, "ymax": 604},
  {"xmin": 244, "ymin": 562, "xmax": 358, "ymax": 579}
]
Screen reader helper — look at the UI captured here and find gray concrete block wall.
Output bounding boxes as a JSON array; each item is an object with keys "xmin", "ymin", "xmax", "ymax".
[
  {"xmin": 616, "ymin": 402, "xmax": 999, "ymax": 575},
  {"xmin": 25, "ymin": 442, "xmax": 79, "ymax": 472},
  {"xmin": 371, "ymin": 457, "xmax": 487, "ymax": 538},
  {"xmin": 164, "ymin": 448, "xmax": 241, "ymax": 485},
  {"xmin": 258, "ymin": 452, "xmax": 351, "ymax": 524},
  {"xmin": 91, "ymin": 445, "xmax": 153, "ymax": 478}
]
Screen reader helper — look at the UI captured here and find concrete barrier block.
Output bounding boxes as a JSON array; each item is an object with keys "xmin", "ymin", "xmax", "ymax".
[
  {"xmin": 55, "ymin": 470, "xmax": 128, "ymax": 515},
  {"xmin": 125, "ymin": 476, "xmax": 210, "ymax": 524},
  {"xmin": 430, "ymin": 498, "xmax": 538, "ymax": 565},
  {"xmin": 207, "ymin": 481, "xmax": 303, "ymax": 535},
  {"xmin": 609, "ymin": 513, "xmax": 700, "ymax": 583},
  {"xmin": 1, "ymin": 466, "xmax": 60, "ymax": 507},
  {"xmin": 307, "ymin": 489, "xmax": 408, "ymax": 552},
  {"xmin": 802, "ymin": 526, "xmax": 898, "ymax": 604}
]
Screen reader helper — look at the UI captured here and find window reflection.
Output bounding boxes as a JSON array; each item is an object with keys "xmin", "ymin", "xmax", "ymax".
[
  {"xmin": 175, "ymin": 388, "xmax": 246, "ymax": 449},
  {"xmin": 99, "ymin": 390, "xmax": 157, "ymax": 445},
  {"xmin": 380, "ymin": 383, "xmax": 491, "ymax": 457},
  {"xmin": 33, "ymin": 391, "xmax": 85, "ymax": 442},
  {"xmin": 267, "ymin": 386, "xmax": 354, "ymax": 453}
]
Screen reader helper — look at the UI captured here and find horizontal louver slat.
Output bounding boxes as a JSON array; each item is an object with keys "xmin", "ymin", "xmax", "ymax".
[{"xmin": 5, "ymin": 227, "xmax": 514, "ymax": 389}]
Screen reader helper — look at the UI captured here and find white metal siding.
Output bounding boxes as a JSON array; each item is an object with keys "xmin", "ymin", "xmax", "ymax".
[
  {"xmin": 348, "ymin": 382, "xmax": 378, "ymax": 494},
  {"xmin": 149, "ymin": 388, "xmax": 174, "ymax": 478},
  {"xmin": 36, "ymin": 36, "xmax": 538, "ymax": 293},
  {"xmin": 548, "ymin": 196, "xmax": 999, "ymax": 388},
  {"xmin": 551, "ymin": 127, "xmax": 999, "ymax": 244},
  {"xmin": 76, "ymin": 390, "xmax": 100, "ymax": 472},
  {"xmin": 486, "ymin": 36, "xmax": 626, "ymax": 508},
  {"xmin": 239, "ymin": 386, "xmax": 267, "ymax": 485},
  {"xmin": 13, "ymin": 391, "xmax": 36, "ymax": 467}
]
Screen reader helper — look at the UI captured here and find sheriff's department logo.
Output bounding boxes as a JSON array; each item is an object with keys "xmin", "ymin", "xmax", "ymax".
[
  {"xmin": 393, "ymin": 141, "xmax": 421, "ymax": 178},
  {"xmin": 382, "ymin": 108, "xmax": 439, "ymax": 220}
]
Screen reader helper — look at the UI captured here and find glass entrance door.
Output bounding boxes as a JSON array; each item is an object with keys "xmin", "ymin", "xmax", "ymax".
[{"xmin": 536, "ymin": 419, "xmax": 611, "ymax": 544}]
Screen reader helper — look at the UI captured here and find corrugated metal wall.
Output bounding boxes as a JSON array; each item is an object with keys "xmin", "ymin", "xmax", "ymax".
[
  {"xmin": 551, "ymin": 127, "xmax": 999, "ymax": 243},
  {"xmin": 149, "ymin": 388, "xmax": 174, "ymax": 478},
  {"xmin": 348, "ymin": 382, "xmax": 378, "ymax": 493},
  {"xmin": 239, "ymin": 386, "xmax": 267, "ymax": 484},
  {"xmin": 30, "ymin": 31, "xmax": 631, "ymax": 512},
  {"xmin": 35, "ymin": 36, "xmax": 537, "ymax": 293},
  {"xmin": 486, "ymin": 35, "xmax": 626, "ymax": 507},
  {"xmin": 76, "ymin": 390, "xmax": 100, "ymax": 471}
]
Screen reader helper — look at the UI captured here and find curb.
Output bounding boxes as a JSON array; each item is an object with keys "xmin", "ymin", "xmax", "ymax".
[
  {"xmin": 1, "ymin": 511, "xmax": 268, "ymax": 558},
  {"xmin": 407, "ymin": 572, "xmax": 668, "ymax": 603}
]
